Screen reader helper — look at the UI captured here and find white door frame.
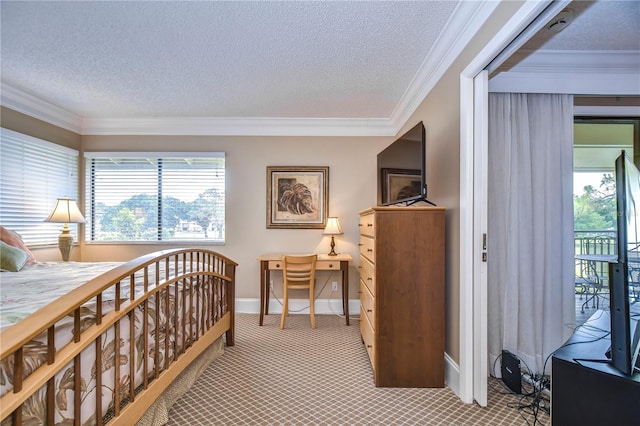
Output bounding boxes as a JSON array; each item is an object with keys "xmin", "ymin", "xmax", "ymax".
[
  {"xmin": 457, "ymin": 0, "xmax": 565, "ymax": 404},
  {"xmin": 472, "ymin": 70, "xmax": 489, "ymax": 407}
]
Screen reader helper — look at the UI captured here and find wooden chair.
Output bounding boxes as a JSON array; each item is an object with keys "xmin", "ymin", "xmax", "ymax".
[{"xmin": 280, "ymin": 254, "xmax": 317, "ymax": 329}]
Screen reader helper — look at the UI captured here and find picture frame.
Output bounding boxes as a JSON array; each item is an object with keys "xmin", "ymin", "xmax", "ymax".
[
  {"xmin": 267, "ymin": 166, "xmax": 329, "ymax": 229},
  {"xmin": 381, "ymin": 168, "xmax": 421, "ymax": 204}
]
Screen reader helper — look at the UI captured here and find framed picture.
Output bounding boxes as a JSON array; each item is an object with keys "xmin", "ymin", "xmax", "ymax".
[
  {"xmin": 381, "ymin": 168, "xmax": 421, "ymax": 203},
  {"xmin": 267, "ymin": 166, "xmax": 329, "ymax": 229}
]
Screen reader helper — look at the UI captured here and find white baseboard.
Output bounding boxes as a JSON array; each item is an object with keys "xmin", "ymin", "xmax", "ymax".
[{"xmin": 445, "ymin": 352, "xmax": 461, "ymax": 400}]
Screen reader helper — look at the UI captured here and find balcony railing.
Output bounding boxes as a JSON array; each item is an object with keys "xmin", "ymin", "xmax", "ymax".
[{"xmin": 574, "ymin": 229, "xmax": 617, "ymax": 279}]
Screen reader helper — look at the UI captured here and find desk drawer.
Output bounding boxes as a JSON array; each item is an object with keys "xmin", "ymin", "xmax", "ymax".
[
  {"xmin": 360, "ymin": 305, "xmax": 376, "ymax": 369},
  {"xmin": 317, "ymin": 260, "xmax": 340, "ymax": 270},
  {"xmin": 359, "ymin": 213, "xmax": 375, "ymax": 237},
  {"xmin": 268, "ymin": 260, "xmax": 283, "ymax": 270},
  {"xmin": 360, "ymin": 280, "xmax": 375, "ymax": 330},
  {"xmin": 359, "ymin": 235, "xmax": 375, "ymax": 262},
  {"xmin": 359, "ymin": 255, "xmax": 376, "ymax": 296}
]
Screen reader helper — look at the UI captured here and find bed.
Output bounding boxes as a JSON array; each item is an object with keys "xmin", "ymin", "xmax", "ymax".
[{"xmin": 0, "ymin": 248, "xmax": 237, "ymax": 425}]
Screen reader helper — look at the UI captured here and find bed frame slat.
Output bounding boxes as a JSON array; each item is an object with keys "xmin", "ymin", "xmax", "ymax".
[
  {"xmin": 1, "ymin": 248, "xmax": 237, "ymax": 426},
  {"xmin": 96, "ymin": 334, "xmax": 103, "ymax": 426}
]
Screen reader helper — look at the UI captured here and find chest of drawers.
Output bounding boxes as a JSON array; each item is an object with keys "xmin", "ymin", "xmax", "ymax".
[{"xmin": 358, "ymin": 206, "xmax": 445, "ymax": 387}]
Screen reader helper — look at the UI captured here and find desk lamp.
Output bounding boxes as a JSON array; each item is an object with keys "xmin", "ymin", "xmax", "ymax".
[
  {"xmin": 323, "ymin": 217, "xmax": 343, "ymax": 256},
  {"xmin": 46, "ymin": 197, "xmax": 85, "ymax": 261}
]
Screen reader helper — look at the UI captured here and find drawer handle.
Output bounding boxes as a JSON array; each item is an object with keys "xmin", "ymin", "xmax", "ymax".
[
  {"xmin": 367, "ymin": 344, "xmax": 372, "ymax": 348},
  {"xmin": 367, "ymin": 309, "xmax": 372, "ymax": 313},
  {"xmin": 276, "ymin": 263, "xmax": 280, "ymax": 268},
  {"xmin": 367, "ymin": 249, "xmax": 373, "ymax": 252},
  {"xmin": 358, "ymin": 243, "xmax": 363, "ymax": 246},
  {"xmin": 367, "ymin": 223, "xmax": 373, "ymax": 227},
  {"xmin": 328, "ymin": 264, "xmax": 333, "ymax": 268},
  {"xmin": 358, "ymin": 223, "xmax": 362, "ymax": 227},
  {"xmin": 367, "ymin": 277, "xmax": 372, "ymax": 281}
]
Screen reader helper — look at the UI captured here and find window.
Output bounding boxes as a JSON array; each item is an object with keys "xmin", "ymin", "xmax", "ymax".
[
  {"xmin": 0, "ymin": 128, "xmax": 80, "ymax": 245},
  {"xmin": 573, "ymin": 119, "xmax": 639, "ymax": 231},
  {"xmin": 573, "ymin": 119, "xmax": 638, "ymax": 282},
  {"xmin": 85, "ymin": 153, "xmax": 225, "ymax": 243}
]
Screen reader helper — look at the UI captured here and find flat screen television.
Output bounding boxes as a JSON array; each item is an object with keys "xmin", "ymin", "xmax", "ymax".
[
  {"xmin": 608, "ymin": 150, "xmax": 640, "ymax": 375},
  {"xmin": 376, "ymin": 122, "xmax": 434, "ymax": 206}
]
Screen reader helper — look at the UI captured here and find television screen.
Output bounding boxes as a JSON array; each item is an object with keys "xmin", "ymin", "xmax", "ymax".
[
  {"xmin": 609, "ymin": 151, "xmax": 640, "ymax": 375},
  {"xmin": 376, "ymin": 122, "xmax": 427, "ymax": 206}
]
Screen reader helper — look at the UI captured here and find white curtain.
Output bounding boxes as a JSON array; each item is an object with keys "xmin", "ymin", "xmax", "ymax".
[{"xmin": 487, "ymin": 93, "xmax": 575, "ymax": 375}]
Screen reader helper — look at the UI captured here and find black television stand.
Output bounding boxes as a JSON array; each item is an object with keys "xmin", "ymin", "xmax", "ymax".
[
  {"xmin": 384, "ymin": 196, "xmax": 436, "ymax": 207},
  {"xmin": 552, "ymin": 310, "xmax": 640, "ymax": 425}
]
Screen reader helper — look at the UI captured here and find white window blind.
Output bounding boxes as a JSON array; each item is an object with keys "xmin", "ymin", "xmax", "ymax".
[
  {"xmin": 85, "ymin": 153, "xmax": 225, "ymax": 243},
  {"xmin": 0, "ymin": 128, "xmax": 80, "ymax": 245}
]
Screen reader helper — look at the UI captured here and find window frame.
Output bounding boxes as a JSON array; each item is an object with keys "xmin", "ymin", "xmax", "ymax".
[
  {"xmin": 84, "ymin": 152, "xmax": 225, "ymax": 244},
  {"xmin": 0, "ymin": 128, "xmax": 80, "ymax": 247}
]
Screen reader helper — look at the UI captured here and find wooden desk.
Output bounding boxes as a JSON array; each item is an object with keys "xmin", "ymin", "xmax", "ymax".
[{"xmin": 257, "ymin": 253, "xmax": 352, "ymax": 326}]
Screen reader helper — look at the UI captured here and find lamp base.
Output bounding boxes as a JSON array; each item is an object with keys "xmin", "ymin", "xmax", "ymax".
[
  {"xmin": 58, "ymin": 229, "xmax": 73, "ymax": 261},
  {"xmin": 328, "ymin": 236, "xmax": 338, "ymax": 256}
]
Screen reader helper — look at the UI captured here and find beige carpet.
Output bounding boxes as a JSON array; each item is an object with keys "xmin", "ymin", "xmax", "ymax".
[{"xmin": 167, "ymin": 314, "xmax": 544, "ymax": 425}]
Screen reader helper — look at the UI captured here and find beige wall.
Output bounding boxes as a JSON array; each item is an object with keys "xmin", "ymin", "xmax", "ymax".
[
  {"xmin": 0, "ymin": 106, "xmax": 81, "ymax": 150},
  {"xmin": 80, "ymin": 135, "xmax": 391, "ymax": 300}
]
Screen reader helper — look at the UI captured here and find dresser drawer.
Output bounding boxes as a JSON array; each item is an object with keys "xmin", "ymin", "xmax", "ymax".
[
  {"xmin": 359, "ymin": 213, "xmax": 375, "ymax": 237},
  {"xmin": 360, "ymin": 280, "xmax": 375, "ymax": 330},
  {"xmin": 360, "ymin": 305, "xmax": 376, "ymax": 368},
  {"xmin": 359, "ymin": 235, "xmax": 375, "ymax": 262},
  {"xmin": 359, "ymin": 255, "xmax": 376, "ymax": 296}
]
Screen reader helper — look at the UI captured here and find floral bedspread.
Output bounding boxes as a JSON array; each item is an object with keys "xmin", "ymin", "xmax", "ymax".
[{"xmin": 0, "ymin": 261, "xmax": 123, "ymax": 330}]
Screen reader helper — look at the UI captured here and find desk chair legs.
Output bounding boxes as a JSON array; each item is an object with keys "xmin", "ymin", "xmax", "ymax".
[
  {"xmin": 280, "ymin": 294, "xmax": 288, "ymax": 329},
  {"xmin": 279, "ymin": 289, "xmax": 316, "ymax": 329}
]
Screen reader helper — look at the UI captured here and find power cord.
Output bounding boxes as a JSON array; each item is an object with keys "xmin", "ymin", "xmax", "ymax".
[
  {"xmin": 491, "ymin": 351, "xmax": 549, "ymax": 425},
  {"xmin": 269, "ymin": 272, "xmax": 360, "ymax": 321},
  {"xmin": 497, "ymin": 313, "xmax": 616, "ymax": 426}
]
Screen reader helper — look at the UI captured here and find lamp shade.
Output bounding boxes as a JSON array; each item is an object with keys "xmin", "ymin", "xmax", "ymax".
[
  {"xmin": 46, "ymin": 197, "xmax": 85, "ymax": 224},
  {"xmin": 323, "ymin": 217, "xmax": 343, "ymax": 235}
]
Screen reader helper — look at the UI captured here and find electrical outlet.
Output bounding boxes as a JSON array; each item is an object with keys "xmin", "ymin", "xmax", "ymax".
[
  {"xmin": 270, "ymin": 280, "xmax": 274, "ymax": 291},
  {"xmin": 332, "ymin": 281, "xmax": 338, "ymax": 291}
]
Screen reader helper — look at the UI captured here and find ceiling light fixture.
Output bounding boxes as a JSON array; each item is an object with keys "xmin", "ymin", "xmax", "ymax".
[{"xmin": 547, "ymin": 9, "xmax": 573, "ymax": 33}]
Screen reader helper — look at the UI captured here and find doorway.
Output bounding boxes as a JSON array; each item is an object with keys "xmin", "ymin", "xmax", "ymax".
[{"xmin": 573, "ymin": 118, "xmax": 640, "ymax": 325}]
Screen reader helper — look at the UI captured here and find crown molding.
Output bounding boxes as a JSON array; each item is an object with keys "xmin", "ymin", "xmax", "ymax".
[
  {"xmin": 80, "ymin": 116, "xmax": 397, "ymax": 136},
  {"xmin": 497, "ymin": 50, "xmax": 640, "ymax": 73},
  {"xmin": 489, "ymin": 50, "xmax": 640, "ymax": 94},
  {"xmin": 389, "ymin": 0, "xmax": 500, "ymax": 129},
  {"xmin": 1, "ymin": 83, "xmax": 396, "ymax": 136},
  {"xmin": 574, "ymin": 105, "xmax": 640, "ymax": 117},
  {"xmin": 1, "ymin": 83, "xmax": 83, "ymax": 133}
]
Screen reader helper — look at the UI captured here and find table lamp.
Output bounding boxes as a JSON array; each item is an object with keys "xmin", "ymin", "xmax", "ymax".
[
  {"xmin": 46, "ymin": 197, "xmax": 85, "ymax": 261},
  {"xmin": 323, "ymin": 217, "xmax": 343, "ymax": 256}
]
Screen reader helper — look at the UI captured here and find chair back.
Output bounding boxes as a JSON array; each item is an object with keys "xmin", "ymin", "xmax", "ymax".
[
  {"xmin": 280, "ymin": 254, "xmax": 318, "ymax": 329},
  {"xmin": 283, "ymin": 255, "xmax": 317, "ymax": 287}
]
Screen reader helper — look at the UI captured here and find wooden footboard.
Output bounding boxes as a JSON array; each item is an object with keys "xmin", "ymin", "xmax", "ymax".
[{"xmin": 0, "ymin": 248, "xmax": 237, "ymax": 425}]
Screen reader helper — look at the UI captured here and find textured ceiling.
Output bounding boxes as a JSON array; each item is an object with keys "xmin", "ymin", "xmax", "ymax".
[
  {"xmin": 0, "ymin": 1, "xmax": 457, "ymax": 119},
  {"xmin": 521, "ymin": 0, "xmax": 640, "ymax": 51},
  {"xmin": 0, "ymin": 1, "xmax": 638, "ymax": 134}
]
